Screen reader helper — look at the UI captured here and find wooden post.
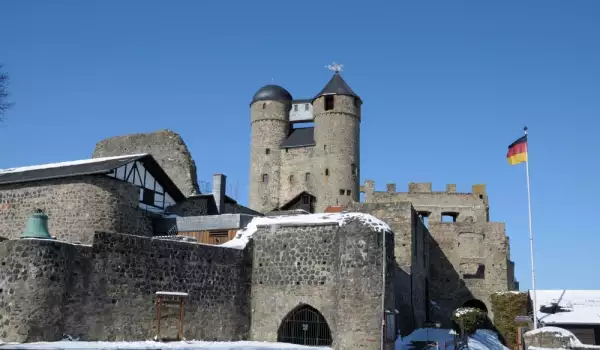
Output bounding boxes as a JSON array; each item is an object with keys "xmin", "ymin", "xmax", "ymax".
[{"xmin": 156, "ymin": 295, "xmax": 162, "ymax": 341}]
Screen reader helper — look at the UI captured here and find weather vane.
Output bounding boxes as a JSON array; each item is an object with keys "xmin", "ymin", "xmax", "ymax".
[{"xmin": 325, "ymin": 62, "xmax": 344, "ymax": 73}]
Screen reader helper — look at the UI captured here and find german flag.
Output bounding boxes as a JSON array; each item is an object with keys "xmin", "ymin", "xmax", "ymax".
[{"xmin": 507, "ymin": 135, "xmax": 528, "ymax": 165}]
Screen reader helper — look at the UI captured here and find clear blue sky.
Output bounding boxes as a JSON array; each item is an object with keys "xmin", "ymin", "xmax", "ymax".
[{"xmin": 1, "ymin": 0, "xmax": 599, "ymax": 291}]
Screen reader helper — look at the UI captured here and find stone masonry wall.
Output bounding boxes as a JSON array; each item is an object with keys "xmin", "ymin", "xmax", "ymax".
[
  {"xmin": 346, "ymin": 201, "xmax": 429, "ymax": 335},
  {"xmin": 250, "ymin": 219, "xmax": 395, "ymax": 350},
  {"xmin": 427, "ymin": 221, "xmax": 512, "ymax": 324},
  {"xmin": 0, "ymin": 176, "xmax": 153, "ymax": 244},
  {"xmin": 92, "ymin": 129, "xmax": 200, "ymax": 196},
  {"xmin": 0, "ymin": 232, "xmax": 251, "ymax": 342},
  {"xmin": 362, "ymin": 181, "xmax": 489, "ymax": 223}
]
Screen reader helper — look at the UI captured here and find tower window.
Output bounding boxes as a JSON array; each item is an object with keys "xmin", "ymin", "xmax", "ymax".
[
  {"xmin": 324, "ymin": 144, "xmax": 327, "ymax": 151},
  {"xmin": 289, "ymin": 175, "xmax": 294, "ymax": 183},
  {"xmin": 262, "ymin": 103, "xmax": 266, "ymax": 109},
  {"xmin": 354, "ymin": 98, "xmax": 360, "ymax": 107},
  {"xmin": 340, "ymin": 189, "xmax": 345, "ymax": 195},
  {"xmin": 351, "ymin": 163, "xmax": 356, "ymax": 177},
  {"xmin": 262, "ymin": 174, "xmax": 269, "ymax": 183},
  {"xmin": 325, "ymin": 169, "xmax": 329, "ymax": 176},
  {"xmin": 347, "ymin": 190, "xmax": 352, "ymax": 196},
  {"xmin": 294, "ymin": 104, "xmax": 298, "ymax": 112},
  {"xmin": 305, "ymin": 172, "xmax": 311, "ymax": 182},
  {"xmin": 325, "ymin": 95, "xmax": 334, "ymax": 111},
  {"xmin": 305, "ymin": 104, "xmax": 309, "ymax": 111},
  {"xmin": 266, "ymin": 148, "xmax": 270, "ymax": 155}
]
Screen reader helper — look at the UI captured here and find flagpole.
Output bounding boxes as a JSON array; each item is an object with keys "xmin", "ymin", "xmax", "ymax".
[{"xmin": 524, "ymin": 126, "xmax": 538, "ymax": 329}]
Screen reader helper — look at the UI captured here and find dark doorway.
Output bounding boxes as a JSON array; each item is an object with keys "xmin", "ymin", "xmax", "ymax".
[
  {"xmin": 277, "ymin": 304, "xmax": 333, "ymax": 346},
  {"xmin": 463, "ymin": 299, "xmax": 488, "ymax": 313}
]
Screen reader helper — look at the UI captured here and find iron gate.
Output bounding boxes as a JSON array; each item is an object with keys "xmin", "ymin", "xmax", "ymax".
[{"xmin": 277, "ymin": 305, "xmax": 332, "ymax": 346}]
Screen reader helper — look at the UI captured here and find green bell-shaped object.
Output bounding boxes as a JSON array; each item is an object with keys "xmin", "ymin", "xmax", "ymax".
[{"xmin": 21, "ymin": 209, "xmax": 53, "ymax": 239}]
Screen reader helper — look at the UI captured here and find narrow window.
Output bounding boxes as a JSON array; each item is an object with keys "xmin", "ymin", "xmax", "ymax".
[
  {"xmin": 262, "ymin": 174, "xmax": 269, "ymax": 183},
  {"xmin": 418, "ymin": 211, "xmax": 431, "ymax": 227},
  {"xmin": 142, "ymin": 188, "xmax": 154, "ymax": 206},
  {"xmin": 305, "ymin": 172, "xmax": 311, "ymax": 182},
  {"xmin": 324, "ymin": 144, "xmax": 327, "ymax": 151},
  {"xmin": 262, "ymin": 103, "xmax": 266, "ymax": 109},
  {"xmin": 354, "ymin": 97, "xmax": 360, "ymax": 107},
  {"xmin": 325, "ymin": 169, "xmax": 329, "ymax": 176},
  {"xmin": 325, "ymin": 95, "xmax": 334, "ymax": 111},
  {"xmin": 339, "ymin": 189, "xmax": 345, "ymax": 195},
  {"xmin": 305, "ymin": 104, "xmax": 309, "ymax": 111},
  {"xmin": 351, "ymin": 163, "xmax": 356, "ymax": 177},
  {"xmin": 347, "ymin": 190, "xmax": 352, "ymax": 196},
  {"xmin": 265, "ymin": 148, "xmax": 270, "ymax": 155},
  {"xmin": 302, "ymin": 195, "xmax": 309, "ymax": 205},
  {"xmin": 294, "ymin": 104, "xmax": 298, "ymax": 112},
  {"xmin": 289, "ymin": 175, "xmax": 294, "ymax": 183}
]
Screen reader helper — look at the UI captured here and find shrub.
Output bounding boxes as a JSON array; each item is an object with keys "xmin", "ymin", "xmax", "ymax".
[
  {"xmin": 452, "ymin": 307, "xmax": 491, "ymax": 335},
  {"xmin": 490, "ymin": 291, "xmax": 530, "ymax": 348}
]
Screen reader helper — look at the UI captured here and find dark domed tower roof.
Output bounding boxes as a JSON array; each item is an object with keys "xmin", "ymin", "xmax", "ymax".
[
  {"xmin": 251, "ymin": 85, "xmax": 293, "ymax": 105},
  {"xmin": 313, "ymin": 72, "xmax": 361, "ymax": 103}
]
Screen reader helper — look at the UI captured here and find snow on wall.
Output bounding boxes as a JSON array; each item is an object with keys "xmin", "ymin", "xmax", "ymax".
[
  {"xmin": 0, "ymin": 340, "xmax": 331, "ymax": 349},
  {"xmin": 220, "ymin": 212, "xmax": 393, "ymax": 249},
  {"xmin": 395, "ymin": 328, "xmax": 508, "ymax": 350}
]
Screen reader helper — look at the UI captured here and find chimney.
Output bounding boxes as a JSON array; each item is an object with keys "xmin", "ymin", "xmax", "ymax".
[{"xmin": 213, "ymin": 174, "xmax": 227, "ymax": 214}]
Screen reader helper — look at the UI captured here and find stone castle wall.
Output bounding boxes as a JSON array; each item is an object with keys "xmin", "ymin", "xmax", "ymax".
[
  {"xmin": 0, "ymin": 176, "xmax": 154, "ymax": 244},
  {"xmin": 0, "ymin": 232, "xmax": 251, "ymax": 342},
  {"xmin": 92, "ymin": 129, "xmax": 200, "ymax": 196},
  {"xmin": 249, "ymin": 219, "xmax": 395, "ymax": 350},
  {"xmin": 362, "ymin": 181, "xmax": 489, "ymax": 223},
  {"xmin": 345, "ymin": 201, "xmax": 430, "ymax": 334}
]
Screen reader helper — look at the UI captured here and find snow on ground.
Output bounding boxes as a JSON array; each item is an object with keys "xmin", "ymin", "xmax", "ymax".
[
  {"xmin": 0, "ymin": 340, "xmax": 331, "ymax": 350},
  {"xmin": 395, "ymin": 328, "xmax": 508, "ymax": 350},
  {"xmin": 220, "ymin": 212, "xmax": 392, "ymax": 249},
  {"xmin": 525, "ymin": 326, "xmax": 600, "ymax": 349},
  {"xmin": 0, "ymin": 153, "xmax": 148, "ymax": 174}
]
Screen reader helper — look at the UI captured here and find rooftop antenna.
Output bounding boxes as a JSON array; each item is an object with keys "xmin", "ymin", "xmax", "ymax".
[{"xmin": 325, "ymin": 62, "xmax": 344, "ymax": 73}]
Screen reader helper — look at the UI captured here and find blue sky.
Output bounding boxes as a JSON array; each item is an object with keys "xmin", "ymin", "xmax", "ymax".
[{"xmin": 1, "ymin": 0, "xmax": 599, "ymax": 290}]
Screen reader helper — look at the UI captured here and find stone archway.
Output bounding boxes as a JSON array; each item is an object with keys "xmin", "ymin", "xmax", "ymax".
[
  {"xmin": 463, "ymin": 299, "xmax": 488, "ymax": 313},
  {"xmin": 277, "ymin": 304, "xmax": 332, "ymax": 346}
]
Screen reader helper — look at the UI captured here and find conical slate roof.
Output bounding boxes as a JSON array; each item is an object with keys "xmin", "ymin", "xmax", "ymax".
[{"xmin": 313, "ymin": 72, "xmax": 361, "ymax": 102}]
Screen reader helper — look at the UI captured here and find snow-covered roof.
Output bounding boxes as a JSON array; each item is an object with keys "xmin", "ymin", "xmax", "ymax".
[
  {"xmin": 0, "ymin": 153, "xmax": 148, "ymax": 174},
  {"xmin": 220, "ymin": 212, "xmax": 392, "ymax": 249},
  {"xmin": 532, "ymin": 290, "xmax": 600, "ymax": 325}
]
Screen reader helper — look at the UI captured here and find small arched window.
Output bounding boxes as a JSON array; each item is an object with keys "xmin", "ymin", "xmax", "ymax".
[
  {"xmin": 265, "ymin": 148, "xmax": 270, "ymax": 155},
  {"xmin": 262, "ymin": 174, "xmax": 269, "ymax": 183},
  {"xmin": 325, "ymin": 169, "xmax": 329, "ymax": 176},
  {"xmin": 305, "ymin": 172, "xmax": 311, "ymax": 182}
]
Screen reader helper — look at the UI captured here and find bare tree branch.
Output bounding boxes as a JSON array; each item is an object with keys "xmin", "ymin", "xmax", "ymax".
[{"xmin": 0, "ymin": 65, "xmax": 14, "ymax": 121}]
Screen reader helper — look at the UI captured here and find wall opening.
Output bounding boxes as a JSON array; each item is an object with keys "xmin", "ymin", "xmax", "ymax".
[
  {"xmin": 325, "ymin": 169, "xmax": 329, "ymax": 177},
  {"xmin": 418, "ymin": 211, "xmax": 431, "ymax": 227},
  {"xmin": 441, "ymin": 212, "xmax": 458, "ymax": 223},
  {"xmin": 265, "ymin": 148, "xmax": 270, "ymax": 155},
  {"xmin": 289, "ymin": 175, "xmax": 294, "ymax": 184},
  {"xmin": 262, "ymin": 174, "xmax": 269, "ymax": 183},
  {"xmin": 463, "ymin": 299, "xmax": 488, "ymax": 313},
  {"xmin": 262, "ymin": 103, "xmax": 266, "ymax": 109},
  {"xmin": 292, "ymin": 121, "xmax": 315, "ymax": 129},
  {"xmin": 324, "ymin": 95, "xmax": 334, "ymax": 111},
  {"xmin": 305, "ymin": 172, "xmax": 311, "ymax": 183},
  {"xmin": 277, "ymin": 304, "xmax": 333, "ymax": 346}
]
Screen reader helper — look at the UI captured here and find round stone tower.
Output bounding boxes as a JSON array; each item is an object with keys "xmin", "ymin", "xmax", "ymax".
[
  {"xmin": 248, "ymin": 84, "xmax": 292, "ymax": 213},
  {"xmin": 312, "ymin": 72, "xmax": 361, "ymax": 212}
]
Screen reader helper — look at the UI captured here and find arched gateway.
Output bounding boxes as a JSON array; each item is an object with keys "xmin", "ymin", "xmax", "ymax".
[{"xmin": 277, "ymin": 304, "xmax": 333, "ymax": 346}]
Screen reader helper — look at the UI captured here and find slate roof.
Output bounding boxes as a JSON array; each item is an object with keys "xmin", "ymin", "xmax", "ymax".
[
  {"xmin": 251, "ymin": 84, "xmax": 293, "ymax": 105},
  {"xmin": 280, "ymin": 127, "xmax": 315, "ymax": 148},
  {"xmin": 0, "ymin": 154, "xmax": 186, "ymax": 202},
  {"xmin": 314, "ymin": 72, "xmax": 361, "ymax": 102}
]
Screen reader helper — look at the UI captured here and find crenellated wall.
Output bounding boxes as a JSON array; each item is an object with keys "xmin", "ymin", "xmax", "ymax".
[
  {"xmin": 249, "ymin": 219, "xmax": 395, "ymax": 350},
  {"xmin": 0, "ymin": 176, "xmax": 154, "ymax": 244},
  {"xmin": 0, "ymin": 232, "xmax": 252, "ymax": 342}
]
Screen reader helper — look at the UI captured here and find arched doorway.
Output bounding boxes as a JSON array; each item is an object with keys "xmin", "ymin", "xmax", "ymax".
[
  {"xmin": 277, "ymin": 304, "xmax": 333, "ymax": 346},
  {"xmin": 463, "ymin": 299, "xmax": 488, "ymax": 313}
]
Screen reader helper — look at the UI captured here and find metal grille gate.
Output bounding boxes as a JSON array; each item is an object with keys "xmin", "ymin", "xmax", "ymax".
[{"xmin": 277, "ymin": 305, "xmax": 332, "ymax": 346}]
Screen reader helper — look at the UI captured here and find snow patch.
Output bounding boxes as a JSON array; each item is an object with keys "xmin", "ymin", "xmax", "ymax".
[
  {"xmin": 533, "ymin": 290, "xmax": 600, "ymax": 325},
  {"xmin": 0, "ymin": 154, "xmax": 148, "ymax": 174},
  {"xmin": 220, "ymin": 212, "xmax": 392, "ymax": 249},
  {"xmin": 454, "ymin": 307, "xmax": 481, "ymax": 317},
  {"xmin": 395, "ymin": 328, "xmax": 508, "ymax": 350},
  {"xmin": 0, "ymin": 340, "xmax": 330, "ymax": 349}
]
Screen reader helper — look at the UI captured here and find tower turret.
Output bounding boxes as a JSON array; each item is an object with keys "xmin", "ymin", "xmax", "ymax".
[
  {"xmin": 248, "ymin": 85, "xmax": 292, "ymax": 212},
  {"xmin": 312, "ymin": 71, "xmax": 361, "ymax": 211}
]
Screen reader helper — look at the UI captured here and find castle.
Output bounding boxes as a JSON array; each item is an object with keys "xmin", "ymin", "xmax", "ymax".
[{"xmin": 0, "ymin": 71, "xmax": 517, "ymax": 349}]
